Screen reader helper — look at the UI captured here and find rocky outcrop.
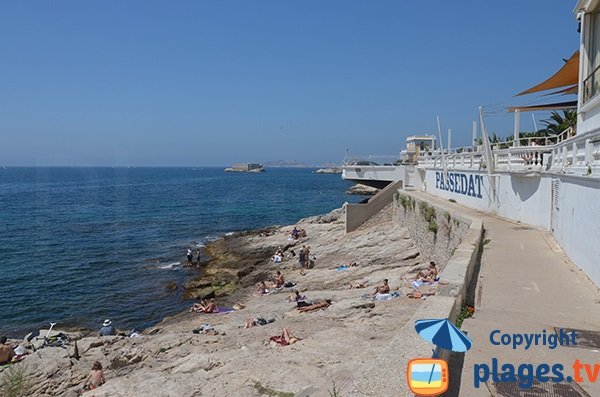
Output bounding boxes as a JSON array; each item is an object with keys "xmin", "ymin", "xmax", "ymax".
[{"xmin": 345, "ymin": 184, "xmax": 380, "ymax": 195}]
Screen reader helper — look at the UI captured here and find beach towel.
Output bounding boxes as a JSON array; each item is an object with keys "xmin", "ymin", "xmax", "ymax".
[
  {"xmin": 411, "ymin": 280, "xmax": 440, "ymax": 288},
  {"xmin": 335, "ymin": 265, "xmax": 351, "ymax": 272},
  {"xmin": 374, "ymin": 293, "xmax": 393, "ymax": 301}
]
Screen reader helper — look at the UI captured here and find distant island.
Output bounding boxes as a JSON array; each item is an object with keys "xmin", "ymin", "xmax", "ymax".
[
  {"xmin": 224, "ymin": 163, "xmax": 265, "ymax": 173},
  {"xmin": 263, "ymin": 160, "xmax": 308, "ymax": 168}
]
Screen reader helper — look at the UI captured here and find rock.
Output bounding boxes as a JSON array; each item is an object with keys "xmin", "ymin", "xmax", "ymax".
[
  {"xmin": 107, "ymin": 346, "xmax": 147, "ymax": 370},
  {"xmin": 345, "ymin": 184, "xmax": 380, "ymax": 195},
  {"xmin": 69, "ymin": 340, "xmax": 80, "ymax": 360}
]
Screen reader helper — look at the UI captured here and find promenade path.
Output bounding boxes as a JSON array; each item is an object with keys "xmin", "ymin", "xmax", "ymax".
[{"xmin": 410, "ymin": 192, "xmax": 600, "ymax": 396}]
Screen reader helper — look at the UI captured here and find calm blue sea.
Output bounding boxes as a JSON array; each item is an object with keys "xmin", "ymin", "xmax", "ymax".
[{"xmin": 0, "ymin": 167, "xmax": 358, "ymax": 336}]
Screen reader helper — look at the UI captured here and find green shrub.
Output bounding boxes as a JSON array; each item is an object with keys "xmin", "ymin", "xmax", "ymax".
[{"xmin": 0, "ymin": 364, "xmax": 34, "ymax": 397}]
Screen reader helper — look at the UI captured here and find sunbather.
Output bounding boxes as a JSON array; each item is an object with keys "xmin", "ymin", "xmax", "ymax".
[
  {"xmin": 270, "ymin": 327, "xmax": 301, "ymax": 345},
  {"xmin": 349, "ymin": 281, "xmax": 368, "ymax": 289},
  {"xmin": 256, "ymin": 281, "xmax": 268, "ymax": 295},
  {"xmin": 298, "ymin": 299, "xmax": 331, "ymax": 312},
  {"xmin": 274, "ymin": 270, "xmax": 285, "ymax": 287},
  {"xmin": 407, "ymin": 290, "xmax": 436, "ymax": 299},
  {"xmin": 415, "ymin": 262, "xmax": 438, "ymax": 282},
  {"xmin": 82, "ymin": 361, "xmax": 105, "ymax": 392},
  {"xmin": 372, "ymin": 279, "xmax": 390, "ymax": 296},
  {"xmin": 191, "ymin": 298, "xmax": 219, "ymax": 313},
  {"xmin": 287, "ymin": 290, "xmax": 310, "ymax": 307}
]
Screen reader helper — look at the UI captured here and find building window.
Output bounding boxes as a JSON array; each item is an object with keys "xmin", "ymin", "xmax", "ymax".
[{"xmin": 584, "ymin": 9, "xmax": 600, "ymax": 103}]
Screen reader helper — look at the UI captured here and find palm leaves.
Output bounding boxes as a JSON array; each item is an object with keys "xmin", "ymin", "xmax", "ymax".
[{"xmin": 541, "ymin": 110, "xmax": 577, "ymax": 135}]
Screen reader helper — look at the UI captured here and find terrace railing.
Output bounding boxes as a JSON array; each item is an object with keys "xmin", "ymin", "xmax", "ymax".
[{"xmin": 416, "ymin": 127, "xmax": 600, "ymax": 175}]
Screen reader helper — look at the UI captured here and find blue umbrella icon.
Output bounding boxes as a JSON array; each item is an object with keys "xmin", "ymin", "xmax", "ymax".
[{"xmin": 415, "ymin": 318, "xmax": 472, "ymax": 353}]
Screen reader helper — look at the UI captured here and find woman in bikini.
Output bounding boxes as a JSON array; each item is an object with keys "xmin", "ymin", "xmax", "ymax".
[{"xmin": 270, "ymin": 327, "xmax": 301, "ymax": 346}]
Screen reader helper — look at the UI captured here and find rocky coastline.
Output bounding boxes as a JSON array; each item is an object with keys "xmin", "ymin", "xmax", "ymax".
[{"xmin": 0, "ymin": 204, "xmax": 450, "ymax": 397}]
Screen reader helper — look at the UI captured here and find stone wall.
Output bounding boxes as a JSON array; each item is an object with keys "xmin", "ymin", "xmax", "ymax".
[{"xmin": 394, "ymin": 192, "xmax": 470, "ymax": 268}]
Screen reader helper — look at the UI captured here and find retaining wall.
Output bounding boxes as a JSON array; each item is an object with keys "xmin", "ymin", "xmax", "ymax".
[{"xmin": 344, "ymin": 180, "xmax": 402, "ymax": 233}]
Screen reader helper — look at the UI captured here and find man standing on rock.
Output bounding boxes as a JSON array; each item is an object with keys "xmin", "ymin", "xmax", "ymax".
[
  {"xmin": 298, "ymin": 246, "xmax": 306, "ymax": 268},
  {"xmin": 0, "ymin": 336, "xmax": 14, "ymax": 364}
]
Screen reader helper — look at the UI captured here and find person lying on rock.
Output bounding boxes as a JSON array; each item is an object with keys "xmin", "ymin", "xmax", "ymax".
[
  {"xmin": 82, "ymin": 361, "xmax": 105, "ymax": 391},
  {"xmin": 349, "ymin": 280, "xmax": 368, "ymax": 289},
  {"xmin": 297, "ymin": 299, "xmax": 332, "ymax": 312},
  {"xmin": 372, "ymin": 279, "xmax": 390, "ymax": 296},
  {"xmin": 270, "ymin": 327, "xmax": 301, "ymax": 346},
  {"xmin": 191, "ymin": 298, "xmax": 219, "ymax": 313}
]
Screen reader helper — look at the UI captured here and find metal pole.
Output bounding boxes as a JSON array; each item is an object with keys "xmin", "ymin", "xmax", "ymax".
[
  {"xmin": 514, "ymin": 109, "xmax": 520, "ymax": 147},
  {"xmin": 472, "ymin": 121, "xmax": 477, "ymax": 147},
  {"xmin": 448, "ymin": 129, "xmax": 452, "ymax": 152}
]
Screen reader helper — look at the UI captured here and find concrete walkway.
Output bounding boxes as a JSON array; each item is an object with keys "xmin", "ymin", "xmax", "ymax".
[{"xmin": 410, "ymin": 192, "xmax": 600, "ymax": 397}]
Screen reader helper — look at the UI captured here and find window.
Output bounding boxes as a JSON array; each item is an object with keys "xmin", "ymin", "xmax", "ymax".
[{"xmin": 584, "ymin": 9, "xmax": 600, "ymax": 103}]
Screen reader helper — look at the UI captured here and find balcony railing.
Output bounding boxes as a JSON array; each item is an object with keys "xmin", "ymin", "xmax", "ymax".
[
  {"xmin": 417, "ymin": 127, "xmax": 600, "ymax": 175},
  {"xmin": 583, "ymin": 64, "xmax": 600, "ymax": 104}
]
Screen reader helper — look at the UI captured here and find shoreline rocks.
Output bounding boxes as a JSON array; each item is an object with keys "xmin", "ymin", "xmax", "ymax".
[
  {"xmin": 345, "ymin": 183, "xmax": 380, "ymax": 195},
  {"xmin": 2, "ymin": 204, "xmax": 441, "ymax": 396}
]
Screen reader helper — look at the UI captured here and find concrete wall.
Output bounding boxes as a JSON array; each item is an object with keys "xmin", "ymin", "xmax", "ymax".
[
  {"xmin": 345, "ymin": 180, "xmax": 402, "ymax": 233},
  {"xmin": 420, "ymin": 169, "xmax": 552, "ymax": 230},
  {"xmin": 419, "ymin": 167, "xmax": 600, "ymax": 287},
  {"xmin": 552, "ymin": 175, "xmax": 600, "ymax": 286},
  {"xmin": 342, "ymin": 165, "xmax": 406, "ymax": 184}
]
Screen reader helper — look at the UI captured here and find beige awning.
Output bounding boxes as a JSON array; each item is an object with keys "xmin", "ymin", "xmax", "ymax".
[{"xmin": 516, "ymin": 51, "xmax": 579, "ymax": 96}]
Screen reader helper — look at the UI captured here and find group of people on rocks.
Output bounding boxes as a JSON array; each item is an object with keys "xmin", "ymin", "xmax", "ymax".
[
  {"xmin": 368, "ymin": 262, "xmax": 440, "ymax": 299},
  {"xmin": 186, "ymin": 248, "xmax": 202, "ymax": 266},
  {"xmin": 290, "ymin": 227, "xmax": 306, "ymax": 240}
]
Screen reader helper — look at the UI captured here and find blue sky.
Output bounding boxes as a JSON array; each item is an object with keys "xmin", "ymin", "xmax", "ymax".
[{"xmin": 0, "ymin": 1, "xmax": 578, "ymax": 166}]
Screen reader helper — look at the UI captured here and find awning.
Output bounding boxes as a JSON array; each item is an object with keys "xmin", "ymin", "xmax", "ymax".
[
  {"xmin": 541, "ymin": 84, "xmax": 578, "ymax": 96},
  {"xmin": 507, "ymin": 100, "xmax": 578, "ymax": 112},
  {"xmin": 516, "ymin": 51, "xmax": 579, "ymax": 96}
]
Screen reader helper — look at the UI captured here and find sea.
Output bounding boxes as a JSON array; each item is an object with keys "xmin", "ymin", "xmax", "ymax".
[{"xmin": 0, "ymin": 167, "xmax": 360, "ymax": 337}]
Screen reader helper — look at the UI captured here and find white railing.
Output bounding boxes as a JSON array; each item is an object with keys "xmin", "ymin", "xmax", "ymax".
[
  {"xmin": 343, "ymin": 154, "xmax": 401, "ymax": 166},
  {"xmin": 416, "ymin": 127, "xmax": 600, "ymax": 175}
]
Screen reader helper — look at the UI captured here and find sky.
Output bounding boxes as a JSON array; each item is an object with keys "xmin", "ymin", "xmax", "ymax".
[{"xmin": 0, "ymin": 1, "xmax": 579, "ymax": 166}]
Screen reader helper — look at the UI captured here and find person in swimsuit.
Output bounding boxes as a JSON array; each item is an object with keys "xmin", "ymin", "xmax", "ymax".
[
  {"xmin": 372, "ymin": 279, "xmax": 390, "ymax": 296},
  {"xmin": 297, "ymin": 299, "xmax": 332, "ymax": 312},
  {"xmin": 270, "ymin": 328, "xmax": 300, "ymax": 346},
  {"xmin": 274, "ymin": 271, "xmax": 285, "ymax": 288},
  {"xmin": 0, "ymin": 336, "xmax": 14, "ymax": 365},
  {"xmin": 191, "ymin": 298, "xmax": 219, "ymax": 313},
  {"xmin": 82, "ymin": 361, "xmax": 105, "ymax": 391}
]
